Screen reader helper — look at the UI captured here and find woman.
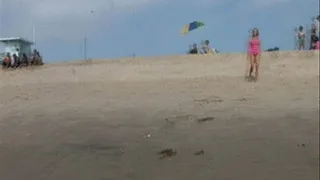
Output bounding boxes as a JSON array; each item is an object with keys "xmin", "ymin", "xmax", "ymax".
[
  {"xmin": 247, "ymin": 28, "xmax": 262, "ymax": 82},
  {"xmin": 310, "ymin": 24, "xmax": 319, "ymax": 50}
]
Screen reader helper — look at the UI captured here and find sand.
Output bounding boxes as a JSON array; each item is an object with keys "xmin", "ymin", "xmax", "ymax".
[{"xmin": 0, "ymin": 51, "xmax": 319, "ymax": 180}]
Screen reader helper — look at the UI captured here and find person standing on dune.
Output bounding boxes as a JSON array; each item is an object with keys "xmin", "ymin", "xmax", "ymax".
[
  {"xmin": 247, "ymin": 28, "xmax": 262, "ymax": 82},
  {"xmin": 316, "ymin": 15, "xmax": 320, "ymax": 38},
  {"xmin": 296, "ymin": 26, "xmax": 305, "ymax": 50},
  {"xmin": 310, "ymin": 24, "xmax": 318, "ymax": 50}
]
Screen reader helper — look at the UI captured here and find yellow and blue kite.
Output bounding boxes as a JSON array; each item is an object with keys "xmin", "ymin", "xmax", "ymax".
[{"xmin": 181, "ymin": 21, "xmax": 205, "ymax": 35}]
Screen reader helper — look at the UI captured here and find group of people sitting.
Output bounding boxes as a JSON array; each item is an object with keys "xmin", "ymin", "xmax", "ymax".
[
  {"xmin": 187, "ymin": 40, "xmax": 219, "ymax": 55},
  {"xmin": 2, "ymin": 50, "xmax": 43, "ymax": 69}
]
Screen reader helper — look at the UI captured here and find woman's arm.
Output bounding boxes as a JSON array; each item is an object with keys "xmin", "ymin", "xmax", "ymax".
[
  {"xmin": 259, "ymin": 39, "xmax": 262, "ymax": 59},
  {"xmin": 246, "ymin": 41, "xmax": 250, "ymax": 61}
]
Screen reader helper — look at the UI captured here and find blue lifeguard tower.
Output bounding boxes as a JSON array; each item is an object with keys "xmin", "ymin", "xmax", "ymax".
[{"xmin": 0, "ymin": 37, "xmax": 33, "ymax": 58}]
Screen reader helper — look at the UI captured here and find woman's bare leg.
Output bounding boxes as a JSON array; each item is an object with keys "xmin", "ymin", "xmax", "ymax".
[
  {"xmin": 249, "ymin": 54, "xmax": 254, "ymax": 77},
  {"xmin": 254, "ymin": 55, "xmax": 260, "ymax": 81},
  {"xmin": 299, "ymin": 42, "xmax": 305, "ymax": 51}
]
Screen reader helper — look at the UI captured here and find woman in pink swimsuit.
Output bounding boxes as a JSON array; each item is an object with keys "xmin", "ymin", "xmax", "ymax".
[{"xmin": 248, "ymin": 28, "xmax": 262, "ymax": 81}]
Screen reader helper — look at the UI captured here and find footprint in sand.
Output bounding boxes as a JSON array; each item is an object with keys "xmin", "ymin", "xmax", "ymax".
[
  {"xmin": 165, "ymin": 115, "xmax": 192, "ymax": 124},
  {"xmin": 297, "ymin": 144, "xmax": 306, "ymax": 148},
  {"xmin": 165, "ymin": 116, "xmax": 215, "ymax": 124},
  {"xmin": 245, "ymin": 76, "xmax": 256, "ymax": 82},
  {"xmin": 237, "ymin": 97, "xmax": 249, "ymax": 102},
  {"xmin": 157, "ymin": 148, "xmax": 177, "ymax": 160},
  {"xmin": 194, "ymin": 96, "xmax": 223, "ymax": 105},
  {"xmin": 194, "ymin": 150, "xmax": 204, "ymax": 156},
  {"xmin": 197, "ymin": 117, "xmax": 215, "ymax": 123}
]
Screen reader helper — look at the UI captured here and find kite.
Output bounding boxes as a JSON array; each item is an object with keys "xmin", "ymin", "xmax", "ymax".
[{"xmin": 181, "ymin": 21, "xmax": 205, "ymax": 35}]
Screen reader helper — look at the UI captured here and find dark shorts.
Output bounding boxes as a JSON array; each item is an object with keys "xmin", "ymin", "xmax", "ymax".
[{"xmin": 311, "ymin": 35, "xmax": 319, "ymax": 42}]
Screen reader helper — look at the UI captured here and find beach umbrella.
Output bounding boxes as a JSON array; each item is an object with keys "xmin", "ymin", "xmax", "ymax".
[{"xmin": 181, "ymin": 21, "xmax": 205, "ymax": 35}]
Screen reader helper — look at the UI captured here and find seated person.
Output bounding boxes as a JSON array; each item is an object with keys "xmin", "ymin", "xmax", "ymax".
[
  {"xmin": 37, "ymin": 51, "xmax": 43, "ymax": 65},
  {"xmin": 2, "ymin": 53, "xmax": 11, "ymax": 68},
  {"xmin": 21, "ymin": 53, "xmax": 29, "ymax": 66},
  {"xmin": 188, "ymin": 44, "xmax": 198, "ymax": 54},
  {"xmin": 200, "ymin": 40, "xmax": 215, "ymax": 54},
  {"xmin": 31, "ymin": 50, "xmax": 43, "ymax": 65},
  {"xmin": 212, "ymin": 48, "xmax": 219, "ymax": 53},
  {"xmin": 12, "ymin": 54, "xmax": 20, "ymax": 68},
  {"xmin": 202, "ymin": 40, "xmax": 210, "ymax": 54},
  {"xmin": 30, "ymin": 49, "xmax": 38, "ymax": 65}
]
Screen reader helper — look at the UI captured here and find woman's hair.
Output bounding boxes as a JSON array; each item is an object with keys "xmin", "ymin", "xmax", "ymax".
[{"xmin": 252, "ymin": 28, "xmax": 259, "ymax": 38}]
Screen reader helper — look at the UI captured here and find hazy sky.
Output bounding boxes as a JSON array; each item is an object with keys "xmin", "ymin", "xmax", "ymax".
[{"xmin": 0, "ymin": 0, "xmax": 319, "ymax": 62}]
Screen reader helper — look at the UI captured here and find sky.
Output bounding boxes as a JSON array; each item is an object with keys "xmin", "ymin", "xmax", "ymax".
[{"xmin": 0, "ymin": 0, "xmax": 319, "ymax": 62}]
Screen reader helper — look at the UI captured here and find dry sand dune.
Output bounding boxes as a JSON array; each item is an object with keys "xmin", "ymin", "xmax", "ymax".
[{"xmin": 0, "ymin": 51, "xmax": 319, "ymax": 180}]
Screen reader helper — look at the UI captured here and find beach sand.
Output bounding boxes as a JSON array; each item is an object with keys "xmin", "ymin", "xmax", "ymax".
[{"xmin": 0, "ymin": 51, "xmax": 319, "ymax": 180}]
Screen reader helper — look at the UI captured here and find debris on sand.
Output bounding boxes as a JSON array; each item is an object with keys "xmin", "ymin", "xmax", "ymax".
[
  {"xmin": 194, "ymin": 150, "xmax": 204, "ymax": 156},
  {"xmin": 165, "ymin": 115, "xmax": 192, "ymax": 124},
  {"xmin": 194, "ymin": 96, "xmax": 223, "ymax": 104},
  {"xmin": 238, "ymin": 97, "xmax": 248, "ymax": 102},
  {"xmin": 165, "ymin": 118, "xmax": 175, "ymax": 124},
  {"xmin": 197, "ymin": 117, "xmax": 215, "ymax": 123},
  {"xmin": 158, "ymin": 148, "xmax": 177, "ymax": 160},
  {"xmin": 212, "ymin": 99, "xmax": 223, "ymax": 103},
  {"xmin": 297, "ymin": 144, "xmax": 306, "ymax": 148}
]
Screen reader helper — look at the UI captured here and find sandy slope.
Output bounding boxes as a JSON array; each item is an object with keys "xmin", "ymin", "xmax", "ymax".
[{"xmin": 0, "ymin": 51, "xmax": 319, "ymax": 180}]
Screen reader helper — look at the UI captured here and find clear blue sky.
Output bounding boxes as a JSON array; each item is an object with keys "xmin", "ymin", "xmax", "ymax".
[{"xmin": 0, "ymin": 0, "xmax": 319, "ymax": 62}]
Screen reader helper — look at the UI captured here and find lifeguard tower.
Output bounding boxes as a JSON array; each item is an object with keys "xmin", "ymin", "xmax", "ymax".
[{"xmin": 0, "ymin": 37, "xmax": 33, "ymax": 58}]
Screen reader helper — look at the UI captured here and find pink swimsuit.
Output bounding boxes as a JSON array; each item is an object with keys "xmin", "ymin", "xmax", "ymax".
[
  {"xmin": 316, "ymin": 41, "xmax": 320, "ymax": 50},
  {"xmin": 249, "ymin": 38, "xmax": 261, "ymax": 55}
]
